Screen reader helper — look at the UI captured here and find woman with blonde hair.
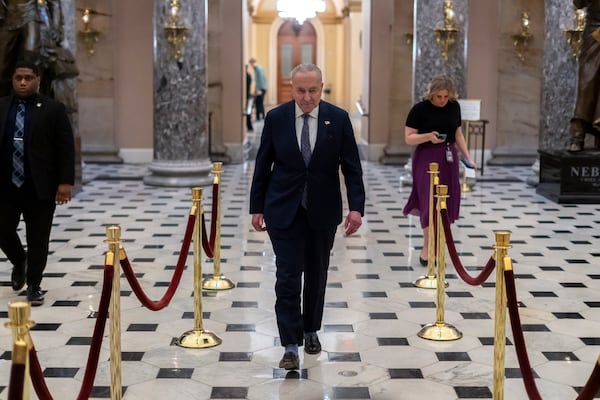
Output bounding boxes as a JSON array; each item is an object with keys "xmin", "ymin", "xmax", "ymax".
[{"xmin": 402, "ymin": 75, "xmax": 477, "ymax": 266}]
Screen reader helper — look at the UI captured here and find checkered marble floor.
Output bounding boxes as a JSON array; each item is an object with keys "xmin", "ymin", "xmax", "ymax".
[{"xmin": 1, "ymin": 160, "xmax": 599, "ymax": 400}]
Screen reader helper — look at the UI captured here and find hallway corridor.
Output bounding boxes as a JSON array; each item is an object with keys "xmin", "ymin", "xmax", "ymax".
[{"xmin": 0, "ymin": 161, "xmax": 599, "ymax": 400}]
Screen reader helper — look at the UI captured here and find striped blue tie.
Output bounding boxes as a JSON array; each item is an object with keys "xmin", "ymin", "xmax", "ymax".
[{"xmin": 12, "ymin": 101, "xmax": 25, "ymax": 187}]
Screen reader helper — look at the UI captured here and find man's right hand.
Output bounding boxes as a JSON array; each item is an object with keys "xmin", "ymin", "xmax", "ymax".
[{"xmin": 252, "ymin": 213, "xmax": 267, "ymax": 231}]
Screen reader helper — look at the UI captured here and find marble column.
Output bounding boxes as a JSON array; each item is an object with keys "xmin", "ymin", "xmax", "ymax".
[
  {"xmin": 145, "ymin": 0, "xmax": 213, "ymax": 187},
  {"xmin": 59, "ymin": 0, "xmax": 83, "ymax": 192},
  {"xmin": 413, "ymin": 0, "xmax": 468, "ymax": 102},
  {"xmin": 541, "ymin": 1, "xmax": 578, "ymax": 150}
]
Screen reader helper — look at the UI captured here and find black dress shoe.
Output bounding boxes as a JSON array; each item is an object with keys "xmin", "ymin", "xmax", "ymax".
[
  {"xmin": 278, "ymin": 351, "xmax": 299, "ymax": 370},
  {"xmin": 304, "ymin": 334, "xmax": 321, "ymax": 355},
  {"xmin": 11, "ymin": 260, "xmax": 26, "ymax": 291},
  {"xmin": 26, "ymin": 287, "xmax": 45, "ymax": 306},
  {"xmin": 419, "ymin": 257, "xmax": 428, "ymax": 267}
]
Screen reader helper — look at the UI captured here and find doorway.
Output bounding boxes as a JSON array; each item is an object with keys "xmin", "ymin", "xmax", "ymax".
[{"xmin": 277, "ymin": 20, "xmax": 317, "ymax": 104}]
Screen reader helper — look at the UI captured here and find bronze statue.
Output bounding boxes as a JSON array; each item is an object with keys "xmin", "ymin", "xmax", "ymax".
[
  {"xmin": 0, "ymin": 0, "xmax": 78, "ymax": 105},
  {"xmin": 569, "ymin": 0, "xmax": 600, "ymax": 152}
]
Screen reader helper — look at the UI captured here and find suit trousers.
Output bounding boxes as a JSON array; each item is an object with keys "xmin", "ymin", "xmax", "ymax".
[
  {"xmin": 0, "ymin": 184, "xmax": 56, "ymax": 288},
  {"xmin": 254, "ymin": 90, "xmax": 266, "ymax": 120},
  {"xmin": 267, "ymin": 206, "xmax": 337, "ymax": 346}
]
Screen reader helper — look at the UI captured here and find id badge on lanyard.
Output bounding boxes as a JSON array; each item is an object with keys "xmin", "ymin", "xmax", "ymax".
[{"xmin": 445, "ymin": 143, "xmax": 453, "ymax": 163}]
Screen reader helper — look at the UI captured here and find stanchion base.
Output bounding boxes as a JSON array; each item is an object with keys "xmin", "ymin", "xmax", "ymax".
[
  {"xmin": 412, "ymin": 275, "xmax": 449, "ymax": 289},
  {"xmin": 418, "ymin": 323, "xmax": 462, "ymax": 341},
  {"xmin": 461, "ymin": 183, "xmax": 473, "ymax": 192},
  {"xmin": 176, "ymin": 329, "xmax": 222, "ymax": 348},
  {"xmin": 202, "ymin": 275, "xmax": 235, "ymax": 290}
]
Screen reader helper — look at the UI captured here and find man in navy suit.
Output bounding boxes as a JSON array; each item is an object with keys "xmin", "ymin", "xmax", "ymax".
[
  {"xmin": 250, "ymin": 63, "xmax": 365, "ymax": 370},
  {"xmin": 0, "ymin": 60, "xmax": 75, "ymax": 306}
]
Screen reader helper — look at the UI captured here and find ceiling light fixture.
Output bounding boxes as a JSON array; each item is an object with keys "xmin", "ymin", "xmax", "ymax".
[{"xmin": 276, "ymin": 0, "xmax": 325, "ymax": 24}]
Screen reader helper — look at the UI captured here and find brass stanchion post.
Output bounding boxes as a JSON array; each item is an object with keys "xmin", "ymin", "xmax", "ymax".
[
  {"xmin": 459, "ymin": 120, "xmax": 474, "ymax": 192},
  {"xmin": 414, "ymin": 162, "xmax": 448, "ymax": 289},
  {"xmin": 202, "ymin": 162, "xmax": 235, "ymax": 290},
  {"xmin": 418, "ymin": 185, "xmax": 462, "ymax": 341},
  {"xmin": 492, "ymin": 230, "xmax": 511, "ymax": 400},
  {"xmin": 106, "ymin": 225, "xmax": 123, "ymax": 400},
  {"xmin": 5, "ymin": 301, "xmax": 35, "ymax": 399},
  {"xmin": 177, "ymin": 188, "xmax": 222, "ymax": 348},
  {"xmin": 462, "ymin": 120, "xmax": 473, "ymax": 192}
]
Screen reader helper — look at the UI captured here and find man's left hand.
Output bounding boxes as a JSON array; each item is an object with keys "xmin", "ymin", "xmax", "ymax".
[{"xmin": 344, "ymin": 210, "xmax": 362, "ymax": 236}]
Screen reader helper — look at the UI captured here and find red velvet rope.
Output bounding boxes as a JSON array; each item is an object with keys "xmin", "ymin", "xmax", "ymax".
[
  {"xmin": 201, "ymin": 213, "xmax": 215, "ymax": 258},
  {"xmin": 504, "ymin": 269, "xmax": 543, "ymax": 400},
  {"xmin": 29, "ymin": 346, "xmax": 53, "ymax": 399},
  {"xmin": 76, "ymin": 264, "xmax": 115, "ymax": 400},
  {"xmin": 201, "ymin": 182, "xmax": 219, "ymax": 258},
  {"xmin": 120, "ymin": 213, "xmax": 196, "ymax": 311},
  {"xmin": 28, "ymin": 265, "xmax": 115, "ymax": 400},
  {"xmin": 440, "ymin": 208, "xmax": 496, "ymax": 285},
  {"xmin": 576, "ymin": 359, "xmax": 600, "ymax": 400},
  {"xmin": 8, "ymin": 363, "xmax": 25, "ymax": 400}
]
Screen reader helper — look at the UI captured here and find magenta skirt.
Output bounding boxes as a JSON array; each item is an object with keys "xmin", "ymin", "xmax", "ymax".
[{"xmin": 403, "ymin": 142, "xmax": 461, "ymax": 229}]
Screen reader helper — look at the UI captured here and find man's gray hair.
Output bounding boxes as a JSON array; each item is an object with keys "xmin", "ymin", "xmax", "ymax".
[{"xmin": 291, "ymin": 63, "xmax": 322, "ymax": 81}]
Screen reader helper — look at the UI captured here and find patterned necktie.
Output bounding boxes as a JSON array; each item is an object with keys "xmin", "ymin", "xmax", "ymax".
[
  {"xmin": 12, "ymin": 101, "xmax": 25, "ymax": 187},
  {"xmin": 301, "ymin": 113, "xmax": 311, "ymax": 166},
  {"xmin": 301, "ymin": 113, "xmax": 311, "ymax": 208}
]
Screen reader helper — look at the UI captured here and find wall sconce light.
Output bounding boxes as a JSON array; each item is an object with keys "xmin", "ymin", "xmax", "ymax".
[
  {"xmin": 565, "ymin": 8, "xmax": 586, "ymax": 60},
  {"xmin": 164, "ymin": 0, "xmax": 189, "ymax": 62},
  {"xmin": 78, "ymin": 8, "xmax": 100, "ymax": 56},
  {"xmin": 511, "ymin": 10, "xmax": 532, "ymax": 62},
  {"xmin": 433, "ymin": 0, "xmax": 458, "ymax": 61}
]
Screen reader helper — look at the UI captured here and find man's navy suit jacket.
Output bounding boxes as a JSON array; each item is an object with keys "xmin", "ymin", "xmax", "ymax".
[
  {"xmin": 250, "ymin": 100, "xmax": 365, "ymax": 230},
  {"xmin": 0, "ymin": 93, "xmax": 75, "ymax": 200}
]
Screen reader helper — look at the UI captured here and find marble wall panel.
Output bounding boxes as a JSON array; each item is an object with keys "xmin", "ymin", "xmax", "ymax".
[
  {"xmin": 413, "ymin": 0, "xmax": 468, "ymax": 102},
  {"xmin": 541, "ymin": 0, "xmax": 578, "ymax": 150},
  {"xmin": 493, "ymin": 0, "xmax": 543, "ymax": 159},
  {"xmin": 152, "ymin": 0, "xmax": 209, "ymax": 162}
]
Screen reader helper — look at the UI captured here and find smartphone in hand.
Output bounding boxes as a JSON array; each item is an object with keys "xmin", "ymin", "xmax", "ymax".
[
  {"xmin": 437, "ymin": 133, "xmax": 447, "ymax": 140},
  {"xmin": 461, "ymin": 159, "xmax": 474, "ymax": 169}
]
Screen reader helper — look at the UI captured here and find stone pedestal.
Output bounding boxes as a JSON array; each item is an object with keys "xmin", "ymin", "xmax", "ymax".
[{"xmin": 537, "ymin": 149, "xmax": 600, "ymax": 203}]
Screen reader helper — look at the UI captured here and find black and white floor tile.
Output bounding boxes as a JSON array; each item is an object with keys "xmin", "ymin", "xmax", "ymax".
[{"xmin": 1, "ymin": 159, "xmax": 599, "ymax": 400}]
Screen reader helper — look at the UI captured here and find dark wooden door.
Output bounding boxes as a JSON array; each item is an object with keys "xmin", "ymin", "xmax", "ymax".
[{"xmin": 277, "ymin": 21, "xmax": 317, "ymax": 104}]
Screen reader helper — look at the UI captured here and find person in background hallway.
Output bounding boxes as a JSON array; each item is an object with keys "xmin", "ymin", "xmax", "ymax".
[
  {"xmin": 249, "ymin": 57, "xmax": 267, "ymax": 120},
  {"xmin": 250, "ymin": 63, "xmax": 365, "ymax": 370},
  {"xmin": 246, "ymin": 64, "xmax": 254, "ymax": 131},
  {"xmin": 0, "ymin": 60, "xmax": 75, "ymax": 306},
  {"xmin": 568, "ymin": 0, "xmax": 600, "ymax": 152},
  {"xmin": 402, "ymin": 75, "xmax": 476, "ymax": 267}
]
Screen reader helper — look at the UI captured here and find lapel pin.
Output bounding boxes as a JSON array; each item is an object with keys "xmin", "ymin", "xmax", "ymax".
[
  {"xmin": 36, "ymin": 103, "xmax": 42, "ymax": 108},
  {"xmin": 324, "ymin": 120, "xmax": 331, "ymax": 125}
]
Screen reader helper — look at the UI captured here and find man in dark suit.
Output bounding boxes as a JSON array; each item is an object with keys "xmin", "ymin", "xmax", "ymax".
[
  {"xmin": 0, "ymin": 60, "xmax": 75, "ymax": 306},
  {"xmin": 250, "ymin": 63, "xmax": 365, "ymax": 370}
]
